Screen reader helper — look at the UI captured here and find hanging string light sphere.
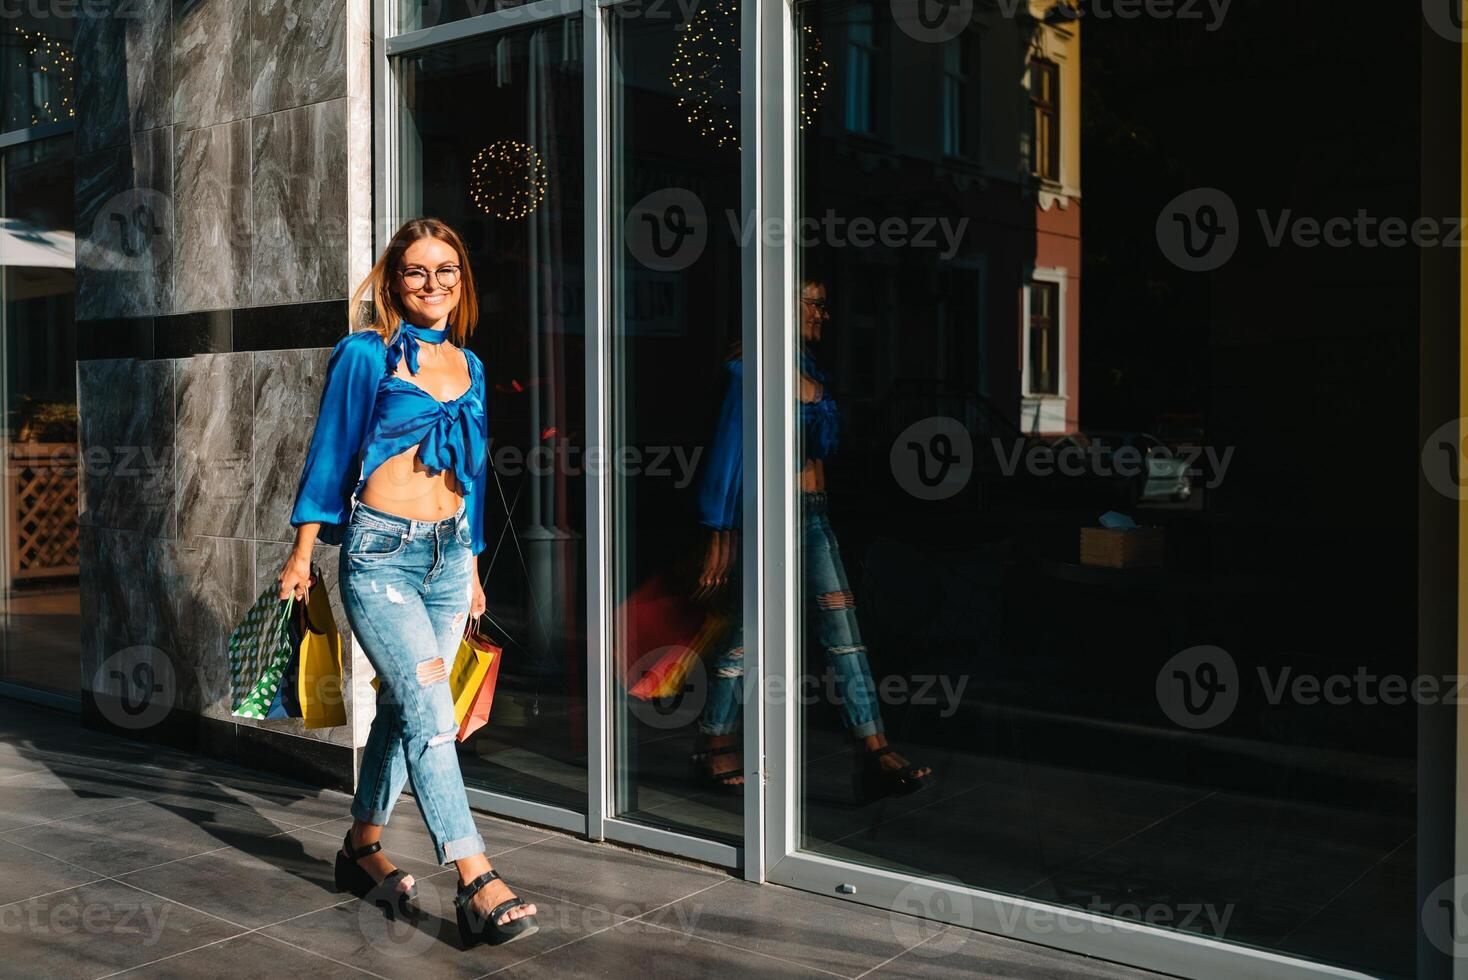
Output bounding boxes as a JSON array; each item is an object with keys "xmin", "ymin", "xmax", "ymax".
[
  {"xmin": 670, "ymin": 2, "xmax": 828, "ymax": 150},
  {"xmin": 469, "ymin": 139, "xmax": 547, "ymax": 220},
  {"xmin": 11, "ymin": 26, "xmax": 74, "ymax": 125}
]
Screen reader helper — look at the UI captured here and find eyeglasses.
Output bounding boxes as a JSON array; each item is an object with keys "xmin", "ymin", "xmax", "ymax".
[
  {"xmin": 398, "ymin": 265, "xmax": 461, "ymax": 290},
  {"xmin": 801, "ymin": 297, "xmax": 828, "ymax": 312}
]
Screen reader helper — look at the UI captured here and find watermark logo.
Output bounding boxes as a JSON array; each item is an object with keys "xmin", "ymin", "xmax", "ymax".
[
  {"xmin": 1424, "ymin": 0, "xmax": 1466, "ymax": 42},
  {"xmin": 1422, "ymin": 875, "xmax": 1468, "ymax": 955},
  {"xmin": 626, "ymin": 188, "xmax": 708, "ymax": 272},
  {"xmin": 1155, "ymin": 644, "xmax": 1238, "ymax": 730},
  {"xmin": 88, "ymin": 187, "xmax": 172, "ymax": 273},
  {"xmin": 728, "ymin": 210, "xmax": 967, "ymax": 260},
  {"xmin": 991, "ymin": 437, "xmax": 1232, "ymax": 490},
  {"xmin": 1160, "ymin": 188, "xmax": 1465, "ymax": 271},
  {"xmin": 1156, "ymin": 188, "xmax": 1240, "ymax": 272},
  {"xmin": 999, "ymin": 0, "xmax": 1232, "ymax": 31},
  {"xmin": 0, "ymin": 896, "xmax": 172, "ymax": 942},
  {"xmin": 892, "ymin": 0, "xmax": 974, "ymax": 43},
  {"xmin": 626, "ymin": 645, "xmax": 710, "ymax": 730},
  {"xmin": 995, "ymin": 896, "xmax": 1235, "ymax": 937},
  {"xmin": 356, "ymin": 873, "xmax": 444, "ymax": 958},
  {"xmin": 890, "ymin": 417, "xmax": 974, "ymax": 501},
  {"xmin": 889, "ymin": 878, "xmax": 975, "ymax": 957},
  {"xmin": 1423, "ymin": 418, "xmax": 1466, "ymax": 500},
  {"xmin": 91, "ymin": 645, "xmax": 175, "ymax": 731}
]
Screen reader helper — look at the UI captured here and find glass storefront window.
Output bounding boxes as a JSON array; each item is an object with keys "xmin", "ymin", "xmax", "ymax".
[
  {"xmin": 607, "ymin": 0, "xmax": 745, "ymax": 843},
  {"xmin": 0, "ymin": 134, "xmax": 77, "ymax": 697},
  {"xmin": 0, "ymin": 11, "xmax": 75, "ymax": 132},
  {"xmin": 397, "ymin": 18, "xmax": 587, "ymax": 811},
  {"xmin": 791, "ymin": 2, "xmax": 1419, "ymax": 976}
]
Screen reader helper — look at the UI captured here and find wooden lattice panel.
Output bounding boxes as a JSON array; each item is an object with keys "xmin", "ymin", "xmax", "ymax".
[{"xmin": 10, "ymin": 442, "xmax": 79, "ymax": 580}]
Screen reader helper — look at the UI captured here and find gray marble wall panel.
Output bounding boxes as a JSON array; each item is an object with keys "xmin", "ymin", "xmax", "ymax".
[
  {"xmin": 251, "ymin": 0, "xmax": 348, "ymax": 116},
  {"xmin": 77, "ymin": 358, "xmax": 176, "ymax": 538},
  {"xmin": 74, "ymin": 7, "xmax": 127, "ymax": 156},
  {"xmin": 73, "ymin": 0, "xmax": 374, "ymax": 774},
  {"xmin": 251, "ymin": 99, "xmax": 349, "ymax": 306},
  {"xmin": 78, "ymin": 526, "xmax": 181, "ymax": 703},
  {"xmin": 172, "ymin": 0, "xmax": 251, "ymax": 130},
  {"xmin": 253, "ymin": 348, "xmax": 329, "ymax": 543},
  {"xmin": 75, "ymin": 127, "xmax": 176, "ymax": 320},
  {"xmin": 176, "ymin": 353, "xmax": 254, "ymax": 539},
  {"xmin": 74, "ymin": 0, "xmax": 172, "ymax": 155},
  {"xmin": 175, "ymin": 120, "xmax": 253, "ymax": 312},
  {"xmin": 173, "ymin": 534, "xmax": 255, "ymax": 723}
]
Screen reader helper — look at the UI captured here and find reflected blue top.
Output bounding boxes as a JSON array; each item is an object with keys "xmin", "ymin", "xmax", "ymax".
[
  {"xmin": 695, "ymin": 350, "xmax": 838, "ymax": 531},
  {"xmin": 290, "ymin": 320, "xmax": 490, "ymax": 555}
]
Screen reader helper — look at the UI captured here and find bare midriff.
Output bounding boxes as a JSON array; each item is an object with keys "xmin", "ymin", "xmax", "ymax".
[{"xmin": 359, "ymin": 448, "xmax": 465, "ymax": 522}]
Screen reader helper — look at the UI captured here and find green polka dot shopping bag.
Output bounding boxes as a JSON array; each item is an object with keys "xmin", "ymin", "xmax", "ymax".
[{"xmin": 228, "ymin": 583, "xmax": 300, "ymax": 720}]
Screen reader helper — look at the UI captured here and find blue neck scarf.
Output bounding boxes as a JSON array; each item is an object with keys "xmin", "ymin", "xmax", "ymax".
[{"xmin": 386, "ymin": 319, "xmax": 451, "ymax": 376}]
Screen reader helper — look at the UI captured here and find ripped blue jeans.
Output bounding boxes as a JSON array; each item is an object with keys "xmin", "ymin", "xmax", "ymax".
[
  {"xmin": 698, "ymin": 491, "xmax": 884, "ymax": 738},
  {"xmin": 339, "ymin": 497, "xmax": 485, "ymax": 865}
]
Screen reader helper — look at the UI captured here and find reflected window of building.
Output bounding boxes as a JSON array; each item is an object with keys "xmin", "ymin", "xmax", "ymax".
[
  {"xmin": 1024, "ymin": 278, "xmax": 1060, "ymax": 396},
  {"xmin": 1029, "ymin": 57, "xmax": 1060, "ymax": 181},
  {"xmin": 843, "ymin": 0, "xmax": 876, "ymax": 136}
]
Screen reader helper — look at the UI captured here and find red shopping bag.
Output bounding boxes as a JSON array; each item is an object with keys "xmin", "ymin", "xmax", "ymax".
[
  {"xmin": 627, "ymin": 613, "xmax": 729, "ymax": 701},
  {"xmin": 614, "ymin": 573, "xmax": 707, "ymax": 689},
  {"xmin": 457, "ymin": 624, "xmax": 502, "ymax": 742}
]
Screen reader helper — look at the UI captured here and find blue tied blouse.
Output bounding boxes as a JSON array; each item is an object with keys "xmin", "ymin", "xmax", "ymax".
[
  {"xmin": 695, "ymin": 349, "xmax": 838, "ymax": 531},
  {"xmin": 289, "ymin": 320, "xmax": 490, "ymax": 555}
]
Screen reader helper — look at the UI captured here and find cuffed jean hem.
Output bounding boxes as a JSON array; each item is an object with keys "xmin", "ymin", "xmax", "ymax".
[
  {"xmin": 697, "ymin": 720, "xmax": 740, "ymax": 736},
  {"xmin": 349, "ymin": 801, "xmax": 395, "ymax": 826},
  {"xmin": 848, "ymin": 718, "xmax": 884, "ymax": 739},
  {"xmin": 439, "ymin": 832, "xmax": 486, "ymax": 865}
]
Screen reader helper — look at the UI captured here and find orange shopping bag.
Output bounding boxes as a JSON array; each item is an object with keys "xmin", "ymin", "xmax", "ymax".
[{"xmin": 457, "ymin": 622, "xmax": 503, "ymax": 742}]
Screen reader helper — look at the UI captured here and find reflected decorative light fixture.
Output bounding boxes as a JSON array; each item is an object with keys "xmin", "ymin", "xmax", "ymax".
[
  {"xmin": 11, "ymin": 26, "xmax": 74, "ymax": 125},
  {"xmin": 670, "ymin": 2, "xmax": 828, "ymax": 150},
  {"xmin": 469, "ymin": 139, "xmax": 548, "ymax": 220}
]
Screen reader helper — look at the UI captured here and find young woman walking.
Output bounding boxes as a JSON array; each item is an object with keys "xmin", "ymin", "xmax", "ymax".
[{"xmin": 277, "ymin": 218, "xmax": 538, "ymax": 947}]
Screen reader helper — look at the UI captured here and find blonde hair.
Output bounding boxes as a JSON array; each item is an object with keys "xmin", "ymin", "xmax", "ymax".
[{"xmin": 349, "ymin": 217, "xmax": 480, "ymax": 346}]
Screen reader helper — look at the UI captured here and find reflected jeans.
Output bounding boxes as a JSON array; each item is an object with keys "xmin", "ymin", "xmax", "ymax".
[
  {"xmin": 339, "ymin": 497, "xmax": 485, "ymax": 865},
  {"xmin": 698, "ymin": 491, "xmax": 885, "ymax": 739}
]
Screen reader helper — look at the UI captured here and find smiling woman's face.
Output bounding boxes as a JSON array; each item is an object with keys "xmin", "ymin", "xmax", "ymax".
[{"xmin": 395, "ymin": 237, "xmax": 462, "ymax": 329}]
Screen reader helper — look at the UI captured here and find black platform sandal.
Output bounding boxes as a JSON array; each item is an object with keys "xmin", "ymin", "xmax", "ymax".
[
  {"xmin": 853, "ymin": 746, "xmax": 934, "ymax": 803},
  {"xmin": 455, "ymin": 869, "xmax": 540, "ymax": 947},
  {"xmin": 334, "ymin": 831, "xmax": 422, "ymax": 924},
  {"xmin": 688, "ymin": 738, "xmax": 745, "ymax": 795}
]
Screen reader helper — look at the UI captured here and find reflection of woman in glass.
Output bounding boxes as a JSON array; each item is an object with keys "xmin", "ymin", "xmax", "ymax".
[{"xmin": 691, "ymin": 278, "xmax": 935, "ymax": 800}]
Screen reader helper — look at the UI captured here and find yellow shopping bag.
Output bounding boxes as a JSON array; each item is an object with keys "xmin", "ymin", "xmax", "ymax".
[
  {"xmin": 297, "ymin": 573, "xmax": 346, "ymax": 730},
  {"xmin": 369, "ymin": 623, "xmax": 494, "ymax": 726}
]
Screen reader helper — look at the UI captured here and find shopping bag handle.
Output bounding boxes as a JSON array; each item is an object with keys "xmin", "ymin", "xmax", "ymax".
[{"xmin": 299, "ymin": 562, "xmax": 328, "ymax": 636}]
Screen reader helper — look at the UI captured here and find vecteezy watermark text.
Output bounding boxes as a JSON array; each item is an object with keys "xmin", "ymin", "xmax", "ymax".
[
  {"xmin": 994, "ymin": 0, "xmax": 1232, "ymax": 32},
  {"xmin": 726, "ymin": 210, "xmax": 969, "ymax": 261},
  {"xmin": 625, "ymin": 188, "xmax": 969, "ymax": 272},
  {"xmin": 1158, "ymin": 188, "xmax": 1466, "ymax": 271},
  {"xmin": 991, "ymin": 438, "xmax": 1233, "ymax": 489},
  {"xmin": 1158, "ymin": 645, "xmax": 1468, "ymax": 730}
]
